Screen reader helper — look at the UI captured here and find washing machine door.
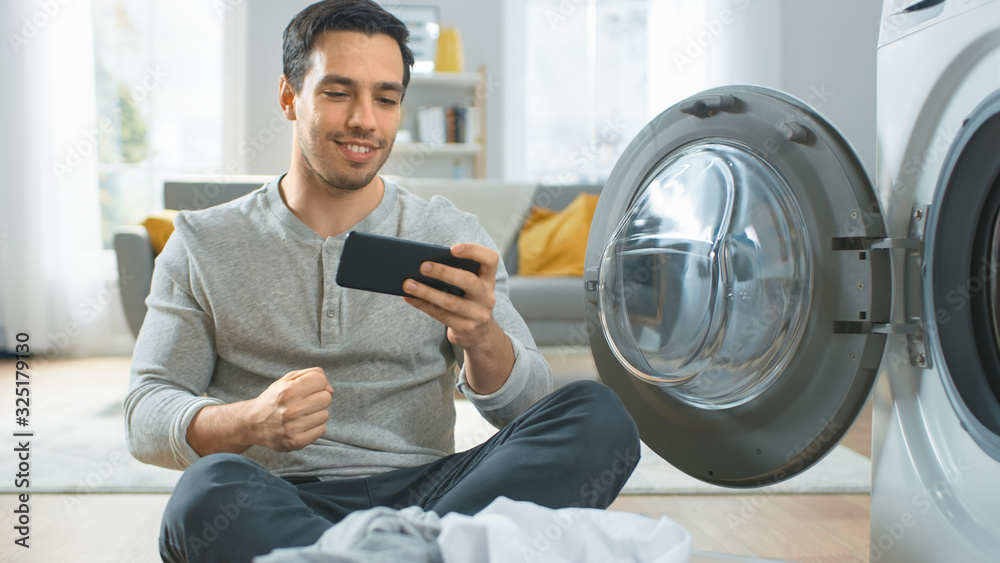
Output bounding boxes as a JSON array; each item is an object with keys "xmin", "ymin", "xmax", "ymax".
[{"xmin": 585, "ymin": 85, "xmax": 890, "ymax": 487}]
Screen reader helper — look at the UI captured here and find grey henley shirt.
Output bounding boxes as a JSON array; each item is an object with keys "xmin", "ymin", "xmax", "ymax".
[{"xmin": 123, "ymin": 176, "xmax": 552, "ymax": 479}]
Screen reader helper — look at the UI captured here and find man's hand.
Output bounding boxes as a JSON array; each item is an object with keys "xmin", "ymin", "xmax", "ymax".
[
  {"xmin": 248, "ymin": 367, "xmax": 334, "ymax": 452},
  {"xmin": 402, "ymin": 243, "xmax": 500, "ymax": 350},
  {"xmin": 186, "ymin": 367, "xmax": 333, "ymax": 458},
  {"xmin": 402, "ymin": 243, "xmax": 515, "ymax": 394}
]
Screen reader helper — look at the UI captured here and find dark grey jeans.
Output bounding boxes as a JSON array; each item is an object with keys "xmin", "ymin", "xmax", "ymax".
[{"xmin": 159, "ymin": 380, "xmax": 641, "ymax": 562}]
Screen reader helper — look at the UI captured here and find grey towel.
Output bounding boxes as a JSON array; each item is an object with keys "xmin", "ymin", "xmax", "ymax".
[{"xmin": 254, "ymin": 506, "xmax": 444, "ymax": 563}]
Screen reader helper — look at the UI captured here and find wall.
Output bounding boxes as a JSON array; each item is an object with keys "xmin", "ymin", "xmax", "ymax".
[
  {"xmin": 657, "ymin": 0, "xmax": 879, "ymax": 177},
  {"xmin": 230, "ymin": 0, "xmax": 505, "ymax": 178},
  {"xmin": 780, "ymin": 0, "xmax": 881, "ymax": 177}
]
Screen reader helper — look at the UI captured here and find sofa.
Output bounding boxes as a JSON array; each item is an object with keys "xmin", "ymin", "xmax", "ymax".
[{"xmin": 113, "ymin": 176, "xmax": 602, "ymax": 348}]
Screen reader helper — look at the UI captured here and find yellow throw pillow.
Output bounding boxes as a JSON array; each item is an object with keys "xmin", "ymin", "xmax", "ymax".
[
  {"xmin": 142, "ymin": 210, "xmax": 179, "ymax": 256},
  {"xmin": 517, "ymin": 193, "xmax": 600, "ymax": 276}
]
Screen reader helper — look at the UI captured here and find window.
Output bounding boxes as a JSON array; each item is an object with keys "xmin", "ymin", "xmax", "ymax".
[
  {"xmin": 521, "ymin": 0, "xmax": 650, "ymax": 185},
  {"xmin": 91, "ymin": 0, "xmax": 223, "ymax": 248},
  {"xmin": 511, "ymin": 0, "xmax": 757, "ymax": 185}
]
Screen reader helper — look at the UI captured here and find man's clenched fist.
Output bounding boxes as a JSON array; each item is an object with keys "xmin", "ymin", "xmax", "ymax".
[{"xmin": 249, "ymin": 367, "xmax": 334, "ymax": 452}]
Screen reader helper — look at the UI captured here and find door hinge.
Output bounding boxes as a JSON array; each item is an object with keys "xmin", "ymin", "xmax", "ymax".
[
  {"xmin": 878, "ymin": 322, "xmax": 932, "ymax": 369},
  {"xmin": 869, "ymin": 322, "xmax": 918, "ymax": 334},
  {"xmin": 835, "ymin": 205, "xmax": 930, "ymax": 252},
  {"xmin": 831, "ymin": 236, "xmax": 922, "ymax": 252},
  {"xmin": 869, "ymin": 238, "xmax": 921, "ymax": 250},
  {"xmin": 906, "ymin": 324, "xmax": 931, "ymax": 369},
  {"xmin": 835, "ymin": 321, "xmax": 931, "ymax": 369}
]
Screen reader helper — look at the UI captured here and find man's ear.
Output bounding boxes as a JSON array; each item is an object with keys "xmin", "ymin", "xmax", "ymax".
[{"xmin": 279, "ymin": 74, "xmax": 297, "ymax": 121}]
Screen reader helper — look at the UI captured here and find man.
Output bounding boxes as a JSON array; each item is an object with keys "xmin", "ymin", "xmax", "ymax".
[{"xmin": 124, "ymin": 1, "xmax": 640, "ymax": 561}]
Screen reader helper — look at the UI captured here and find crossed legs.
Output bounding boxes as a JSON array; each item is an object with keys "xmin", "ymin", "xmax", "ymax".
[{"xmin": 159, "ymin": 380, "xmax": 640, "ymax": 562}]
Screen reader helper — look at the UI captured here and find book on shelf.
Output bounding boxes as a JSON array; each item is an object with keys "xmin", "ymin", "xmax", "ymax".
[
  {"xmin": 417, "ymin": 105, "xmax": 479, "ymax": 145},
  {"xmin": 417, "ymin": 106, "xmax": 446, "ymax": 143}
]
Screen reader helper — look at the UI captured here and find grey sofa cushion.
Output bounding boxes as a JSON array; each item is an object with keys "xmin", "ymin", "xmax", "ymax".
[
  {"xmin": 507, "ymin": 276, "xmax": 585, "ymax": 321},
  {"xmin": 113, "ymin": 226, "xmax": 154, "ymax": 338},
  {"xmin": 164, "ymin": 176, "xmax": 272, "ymax": 211},
  {"xmin": 507, "ymin": 276, "xmax": 592, "ymax": 347}
]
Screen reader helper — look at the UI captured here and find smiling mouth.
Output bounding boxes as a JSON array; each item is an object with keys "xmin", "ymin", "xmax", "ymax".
[
  {"xmin": 334, "ymin": 139, "xmax": 381, "ymax": 164},
  {"xmin": 343, "ymin": 144, "xmax": 372, "ymax": 154}
]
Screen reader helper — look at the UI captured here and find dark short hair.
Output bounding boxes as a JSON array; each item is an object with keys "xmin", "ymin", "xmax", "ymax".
[{"xmin": 282, "ymin": 0, "xmax": 415, "ymax": 94}]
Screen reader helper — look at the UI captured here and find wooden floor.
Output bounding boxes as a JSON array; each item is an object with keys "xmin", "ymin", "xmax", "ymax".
[{"xmin": 0, "ymin": 355, "xmax": 872, "ymax": 562}]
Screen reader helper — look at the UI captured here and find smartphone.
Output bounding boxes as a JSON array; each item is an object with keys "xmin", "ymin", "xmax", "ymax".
[{"xmin": 336, "ymin": 231, "xmax": 481, "ymax": 297}]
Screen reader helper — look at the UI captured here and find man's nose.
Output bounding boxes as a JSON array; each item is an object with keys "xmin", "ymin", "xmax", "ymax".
[{"xmin": 346, "ymin": 97, "xmax": 377, "ymax": 131}]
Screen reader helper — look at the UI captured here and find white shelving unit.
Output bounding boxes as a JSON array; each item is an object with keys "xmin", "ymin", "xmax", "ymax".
[
  {"xmin": 385, "ymin": 67, "xmax": 487, "ymax": 179},
  {"xmin": 390, "ymin": 143, "xmax": 482, "ymax": 156}
]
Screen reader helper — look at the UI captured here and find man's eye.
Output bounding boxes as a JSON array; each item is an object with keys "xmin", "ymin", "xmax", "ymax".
[
  {"xmin": 324, "ymin": 91, "xmax": 347, "ymax": 98},
  {"xmin": 380, "ymin": 98, "xmax": 399, "ymax": 106}
]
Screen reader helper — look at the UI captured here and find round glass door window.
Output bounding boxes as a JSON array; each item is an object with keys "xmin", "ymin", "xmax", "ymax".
[{"xmin": 598, "ymin": 141, "xmax": 812, "ymax": 409}]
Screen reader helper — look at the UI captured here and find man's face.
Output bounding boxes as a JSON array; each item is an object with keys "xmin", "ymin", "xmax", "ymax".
[{"xmin": 292, "ymin": 30, "xmax": 404, "ymax": 191}]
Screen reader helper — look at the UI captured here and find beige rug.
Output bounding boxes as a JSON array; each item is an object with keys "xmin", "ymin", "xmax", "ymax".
[
  {"xmin": 0, "ymin": 357, "xmax": 870, "ymax": 495},
  {"xmin": 453, "ymin": 400, "xmax": 871, "ymax": 495}
]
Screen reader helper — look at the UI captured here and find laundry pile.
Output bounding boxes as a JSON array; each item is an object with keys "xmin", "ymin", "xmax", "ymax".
[{"xmin": 255, "ymin": 496, "xmax": 691, "ymax": 563}]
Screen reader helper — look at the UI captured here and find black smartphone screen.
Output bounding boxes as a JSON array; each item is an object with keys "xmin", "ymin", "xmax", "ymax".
[{"xmin": 335, "ymin": 231, "xmax": 481, "ymax": 297}]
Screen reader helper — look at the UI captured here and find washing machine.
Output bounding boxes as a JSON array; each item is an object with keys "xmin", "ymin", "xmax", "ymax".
[
  {"xmin": 583, "ymin": 0, "xmax": 1000, "ymax": 560},
  {"xmin": 869, "ymin": 0, "xmax": 1000, "ymax": 561}
]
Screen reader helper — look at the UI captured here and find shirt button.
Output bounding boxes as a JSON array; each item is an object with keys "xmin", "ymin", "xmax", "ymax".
[
  {"xmin": 326, "ymin": 310, "xmax": 334, "ymax": 318},
  {"xmin": 326, "ymin": 247, "xmax": 332, "ymax": 253}
]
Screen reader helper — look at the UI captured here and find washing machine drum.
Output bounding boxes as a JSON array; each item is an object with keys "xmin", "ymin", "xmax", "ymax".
[
  {"xmin": 596, "ymin": 141, "xmax": 812, "ymax": 409},
  {"xmin": 585, "ymin": 86, "xmax": 890, "ymax": 487}
]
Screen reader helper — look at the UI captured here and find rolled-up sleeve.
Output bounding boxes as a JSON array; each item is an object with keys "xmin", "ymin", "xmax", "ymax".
[
  {"xmin": 455, "ymin": 239, "xmax": 552, "ymax": 428},
  {"xmin": 456, "ymin": 330, "xmax": 551, "ymax": 428},
  {"xmin": 122, "ymin": 214, "xmax": 220, "ymax": 470}
]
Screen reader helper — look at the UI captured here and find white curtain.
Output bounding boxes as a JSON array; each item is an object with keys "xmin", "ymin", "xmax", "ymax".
[
  {"xmin": 505, "ymin": 0, "xmax": 786, "ymax": 182},
  {"xmin": 0, "ymin": 0, "xmax": 128, "ymax": 358},
  {"xmin": 648, "ymin": 0, "xmax": 784, "ymax": 116}
]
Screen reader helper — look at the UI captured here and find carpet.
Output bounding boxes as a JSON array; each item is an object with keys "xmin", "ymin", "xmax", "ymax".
[
  {"xmin": 0, "ymin": 366, "xmax": 870, "ymax": 495},
  {"xmin": 453, "ymin": 400, "xmax": 871, "ymax": 495}
]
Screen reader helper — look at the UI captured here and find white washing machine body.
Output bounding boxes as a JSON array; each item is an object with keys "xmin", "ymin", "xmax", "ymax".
[
  {"xmin": 871, "ymin": 0, "xmax": 1000, "ymax": 561},
  {"xmin": 583, "ymin": 2, "xmax": 1000, "ymax": 562}
]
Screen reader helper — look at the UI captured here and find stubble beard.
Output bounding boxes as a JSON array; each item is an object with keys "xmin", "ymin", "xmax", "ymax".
[{"xmin": 298, "ymin": 126, "xmax": 393, "ymax": 192}]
